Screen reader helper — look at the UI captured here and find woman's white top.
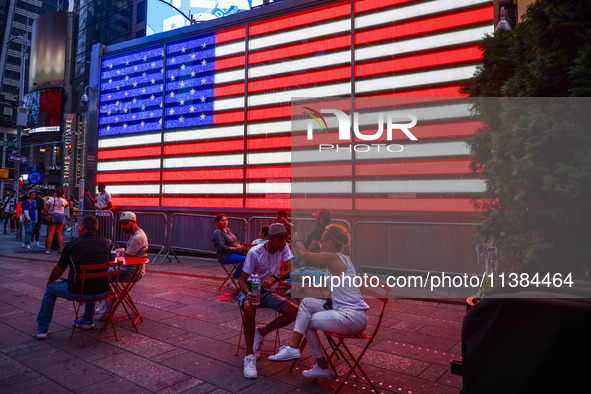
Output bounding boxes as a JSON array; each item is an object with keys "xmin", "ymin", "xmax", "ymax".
[
  {"xmin": 326, "ymin": 253, "xmax": 369, "ymax": 311},
  {"xmin": 46, "ymin": 197, "xmax": 68, "ymax": 214}
]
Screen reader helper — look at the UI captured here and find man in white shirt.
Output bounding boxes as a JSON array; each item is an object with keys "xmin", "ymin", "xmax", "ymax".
[
  {"xmin": 238, "ymin": 223, "xmax": 298, "ymax": 379},
  {"xmin": 86, "ymin": 183, "xmax": 111, "ymax": 211}
]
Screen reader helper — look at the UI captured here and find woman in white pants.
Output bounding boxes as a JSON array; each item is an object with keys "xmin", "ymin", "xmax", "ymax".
[{"xmin": 269, "ymin": 224, "xmax": 369, "ymax": 379}]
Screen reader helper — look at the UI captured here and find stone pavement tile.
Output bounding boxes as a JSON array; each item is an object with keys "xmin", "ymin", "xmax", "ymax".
[
  {"xmin": 0, "ymin": 300, "xmax": 24, "ymax": 315},
  {"xmin": 10, "ymin": 344, "xmax": 77, "ymax": 369},
  {"xmin": 76, "ymin": 376, "xmax": 152, "ymax": 394},
  {"xmin": 130, "ymin": 304, "xmax": 181, "ymax": 322},
  {"xmin": 94, "ymin": 351, "xmax": 192, "ymax": 392},
  {"xmin": 378, "ymin": 326, "xmax": 457, "ymax": 351},
  {"xmin": 156, "ymin": 350, "xmax": 257, "ymax": 392},
  {"xmin": 35, "ymin": 357, "xmax": 116, "ymax": 391},
  {"xmin": 156, "ymin": 377, "xmax": 205, "ymax": 393},
  {"xmin": 158, "ymin": 315, "xmax": 235, "ymax": 339},
  {"xmin": 0, "ymin": 352, "xmax": 31, "ymax": 381},
  {"xmin": 11, "ymin": 379, "xmax": 72, "ymax": 394},
  {"xmin": 371, "ymin": 339, "xmax": 461, "ymax": 366},
  {"xmin": 417, "ymin": 324, "xmax": 462, "ymax": 341},
  {"xmin": 0, "ymin": 322, "xmax": 35, "ymax": 350},
  {"xmin": 0, "ymin": 292, "xmax": 44, "ymax": 314},
  {"xmin": 134, "ymin": 319, "xmax": 195, "ymax": 342},
  {"xmin": 175, "ymin": 334, "xmax": 243, "ymax": 367},
  {"xmin": 0, "ymin": 368, "xmax": 51, "ymax": 392},
  {"xmin": 234, "ymin": 375, "xmax": 300, "ymax": 394},
  {"xmin": 109, "ymin": 329, "xmax": 177, "ymax": 358},
  {"xmin": 418, "ymin": 362, "xmax": 453, "ymax": 382},
  {"xmin": 150, "ymin": 348, "xmax": 191, "ymax": 363}
]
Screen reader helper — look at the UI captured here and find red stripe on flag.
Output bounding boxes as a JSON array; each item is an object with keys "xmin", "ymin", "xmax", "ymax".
[
  {"xmin": 164, "ymin": 139, "xmax": 243, "ymax": 156},
  {"xmin": 214, "ymin": 111, "xmax": 246, "ymax": 124},
  {"xmin": 355, "ymin": 7, "xmax": 494, "ymax": 44},
  {"xmin": 216, "ymin": 26, "xmax": 246, "ymax": 43},
  {"xmin": 163, "ymin": 168, "xmax": 243, "ymax": 181},
  {"xmin": 249, "ymin": 2, "xmax": 351, "ymax": 36},
  {"xmin": 356, "ymin": 47, "xmax": 482, "ymax": 77},
  {"xmin": 351, "ymin": 121, "xmax": 483, "ymax": 143},
  {"xmin": 162, "ymin": 197, "xmax": 243, "ymax": 208},
  {"xmin": 111, "ymin": 197, "xmax": 160, "ymax": 207},
  {"xmin": 216, "ymin": 55, "xmax": 245, "ymax": 71},
  {"xmin": 215, "ymin": 82, "xmax": 245, "ymax": 97},
  {"xmin": 97, "ymin": 146, "xmax": 161, "ymax": 160},
  {"xmin": 246, "ymin": 164, "xmax": 354, "ymax": 180},
  {"xmin": 247, "ymin": 106, "xmax": 291, "ymax": 121},
  {"xmin": 355, "ymin": 198, "xmax": 484, "ymax": 212},
  {"xmin": 355, "ymin": 159, "xmax": 473, "ymax": 177},
  {"xmin": 96, "ymin": 171, "xmax": 161, "ymax": 183}
]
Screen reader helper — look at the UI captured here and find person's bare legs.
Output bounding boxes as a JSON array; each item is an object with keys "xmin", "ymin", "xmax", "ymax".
[
  {"xmin": 46, "ymin": 224, "xmax": 55, "ymax": 253},
  {"xmin": 259, "ymin": 301, "xmax": 298, "ymax": 337},
  {"xmin": 242, "ymin": 300, "xmax": 257, "ymax": 355},
  {"xmin": 55, "ymin": 223, "xmax": 65, "ymax": 251}
]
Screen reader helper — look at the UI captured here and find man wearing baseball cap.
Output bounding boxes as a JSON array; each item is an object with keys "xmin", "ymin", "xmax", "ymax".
[
  {"xmin": 238, "ymin": 222, "xmax": 298, "ymax": 379},
  {"xmin": 95, "ymin": 212, "xmax": 148, "ymax": 320},
  {"xmin": 117, "ymin": 212, "xmax": 149, "ymax": 281}
]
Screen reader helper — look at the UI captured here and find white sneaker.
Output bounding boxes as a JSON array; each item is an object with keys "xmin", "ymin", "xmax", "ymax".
[
  {"xmin": 33, "ymin": 241, "xmax": 39, "ymax": 247},
  {"xmin": 243, "ymin": 354, "xmax": 257, "ymax": 379},
  {"xmin": 302, "ymin": 364, "xmax": 333, "ymax": 379},
  {"xmin": 253, "ymin": 328, "xmax": 264, "ymax": 357},
  {"xmin": 36, "ymin": 331, "xmax": 49, "ymax": 340},
  {"xmin": 269, "ymin": 345, "xmax": 301, "ymax": 362}
]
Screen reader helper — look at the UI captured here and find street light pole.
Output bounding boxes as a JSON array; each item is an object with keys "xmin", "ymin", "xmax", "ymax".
[{"xmin": 8, "ymin": 34, "xmax": 28, "ymax": 194}]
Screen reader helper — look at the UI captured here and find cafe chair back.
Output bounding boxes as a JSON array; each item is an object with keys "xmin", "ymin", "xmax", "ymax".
[{"xmin": 70, "ymin": 261, "xmax": 123, "ymax": 348}]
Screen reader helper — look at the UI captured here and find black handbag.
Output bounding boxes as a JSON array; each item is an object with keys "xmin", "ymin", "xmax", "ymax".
[{"xmin": 43, "ymin": 198, "xmax": 55, "ymax": 224}]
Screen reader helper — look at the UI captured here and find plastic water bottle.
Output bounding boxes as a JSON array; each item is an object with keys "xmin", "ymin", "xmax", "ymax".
[{"xmin": 251, "ymin": 274, "xmax": 261, "ymax": 306}]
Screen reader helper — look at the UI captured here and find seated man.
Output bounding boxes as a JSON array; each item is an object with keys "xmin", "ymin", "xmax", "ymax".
[
  {"xmin": 95, "ymin": 211, "xmax": 149, "ymax": 319},
  {"xmin": 36, "ymin": 216, "xmax": 111, "ymax": 339},
  {"xmin": 238, "ymin": 223, "xmax": 298, "ymax": 379},
  {"xmin": 117, "ymin": 211, "xmax": 149, "ymax": 281}
]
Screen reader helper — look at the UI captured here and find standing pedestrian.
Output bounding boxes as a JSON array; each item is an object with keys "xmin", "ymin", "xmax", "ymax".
[
  {"xmin": 43, "ymin": 189, "xmax": 69, "ymax": 254},
  {"xmin": 86, "ymin": 183, "xmax": 111, "ymax": 212},
  {"xmin": 23, "ymin": 191, "xmax": 38, "ymax": 250},
  {"xmin": 2, "ymin": 189, "xmax": 17, "ymax": 233}
]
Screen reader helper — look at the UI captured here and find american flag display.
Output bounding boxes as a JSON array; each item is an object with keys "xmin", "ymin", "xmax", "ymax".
[{"xmin": 95, "ymin": 0, "xmax": 494, "ymax": 212}]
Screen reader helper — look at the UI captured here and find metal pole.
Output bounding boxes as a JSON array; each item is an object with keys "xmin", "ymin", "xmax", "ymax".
[{"xmin": 11, "ymin": 34, "xmax": 27, "ymax": 194}]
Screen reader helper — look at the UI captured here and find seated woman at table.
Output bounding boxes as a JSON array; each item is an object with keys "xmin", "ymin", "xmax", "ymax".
[
  {"xmin": 268, "ymin": 224, "xmax": 369, "ymax": 379},
  {"xmin": 213, "ymin": 214, "xmax": 247, "ymax": 279}
]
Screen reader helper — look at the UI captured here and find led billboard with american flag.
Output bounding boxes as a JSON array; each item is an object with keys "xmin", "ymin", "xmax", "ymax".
[{"xmin": 95, "ymin": 0, "xmax": 494, "ymax": 212}]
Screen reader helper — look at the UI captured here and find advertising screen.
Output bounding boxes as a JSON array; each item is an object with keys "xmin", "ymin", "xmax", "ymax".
[
  {"xmin": 146, "ymin": 0, "xmax": 264, "ymax": 35},
  {"xmin": 23, "ymin": 88, "xmax": 63, "ymax": 133}
]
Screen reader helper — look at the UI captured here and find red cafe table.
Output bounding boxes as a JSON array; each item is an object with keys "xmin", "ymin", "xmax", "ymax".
[{"xmin": 101, "ymin": 256, "xmax": 149, "ymax": 333}]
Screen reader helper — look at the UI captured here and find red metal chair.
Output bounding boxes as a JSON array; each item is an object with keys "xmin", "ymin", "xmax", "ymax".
[
  {"xmin": 323, "ymin": 287, "xmax": 390, "ymax": 393},
  {"xmin": 70, "ymin": 261, "xmax": 123, "ymax": 348},
  {"xmin": 235, "ymin": 307, "xmax": 281, "ymax": 356},
  {"xmin": 212, "ymin": 240, "xmax": 240, "ymax": 291}
]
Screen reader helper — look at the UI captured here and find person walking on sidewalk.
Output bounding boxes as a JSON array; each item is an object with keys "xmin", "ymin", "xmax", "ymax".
[
  {"xmin": 238, "ymin": 223, "xmax": 298, "ymax": 379},
  {"xmin": 2, "ymin": 189, "xmax": 17, "ymax": 233},
  {"xmin": 22, "ymin": 191, "xmax": 38, "ymax": 251},
  {"xmin": 43, "ymin": 189, "xmax": 69, "ymax": 254},
  {"xmin": 35, "ymin": 216, "xmax": 111, "ymax": 339}
]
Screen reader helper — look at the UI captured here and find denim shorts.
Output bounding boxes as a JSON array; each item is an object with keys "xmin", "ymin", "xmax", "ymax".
[
  {"xmin": 238, "ymin": 290, "xmax": 290, "ymax": 312},
  {"xmin": 52, "ymin": 213, "xmax": 66, "ymax": 224}
]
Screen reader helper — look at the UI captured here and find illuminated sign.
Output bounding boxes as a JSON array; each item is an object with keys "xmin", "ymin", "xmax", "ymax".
[
  {"xmin": 97, "ymin": 0, "xmax": 494, "ymax": 211},
  {"xmin": 146, "ymin": 0, "xmax": 263, "ymax": 35}
]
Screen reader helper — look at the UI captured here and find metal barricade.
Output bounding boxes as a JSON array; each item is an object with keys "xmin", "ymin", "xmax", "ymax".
[
  {"xmin": 74, "ymin": 210, "xmax": 115, "ymax": 245},
  {"xmin": 164, "ymin": 213, "xmax": 248, "ymax": 262},
  {"xmin": 113, "ymin": 211, "xmax": 168, "ymax": 263},
  {"xmin": 353, "ymin": 221, "xmax": 481, "ymax": 275}
]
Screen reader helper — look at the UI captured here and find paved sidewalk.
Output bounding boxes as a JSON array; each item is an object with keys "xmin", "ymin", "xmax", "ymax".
[{"xmin": 0, "ymin": 230, "xmax": 464, "ymax": 393}]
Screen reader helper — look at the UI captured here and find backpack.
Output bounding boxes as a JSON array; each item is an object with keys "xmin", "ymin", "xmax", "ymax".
[{"xmin": 15, "ymin": 201, "xmax": 23, "ymax": 219}]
